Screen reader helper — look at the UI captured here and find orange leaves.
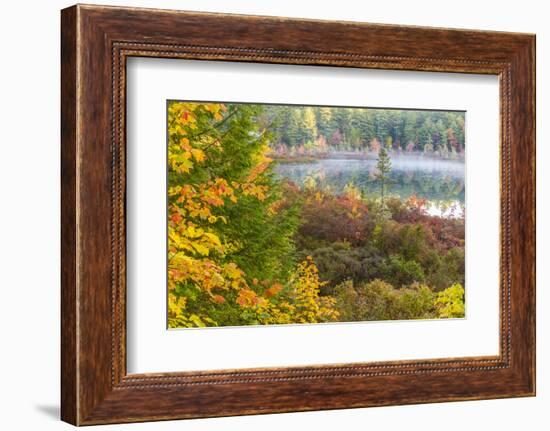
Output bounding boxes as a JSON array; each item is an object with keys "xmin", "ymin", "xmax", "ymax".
[
  {"xmin": 212, "ymin": 294, "xmax": 226, "ymax": 304},
  {"xmin": 180, "ymin": 110, "xmax": 190, "ymax": 123},
  {"xmin": 179, "ymin": 137, "xmax": 190, "ymax": 150},
  {"xmin": 246, "ymin": 159, "xmax": 271, "ymax": 183},
  {"xmin": 236, "ymin": 288, "xmax": 262, "ymax": 307},
  {"xmin": 169, "ymin": 252, "xmax": 223, "ymax": 296},
  {"xmin": 267, "ymin": 199, "xmax": 284, "ymax": 216},
  {"xmin": 169, "ymin": 179, "xmax": 238, "ymax": 224},
  {"xmin": 210, "ymin": 178, "xmax": 236, "ymax": 202},
  {"xmin": 179, "ymin": 109, "xmax": 197, "ymax": 128},
  {"xmin": 406, "ymin": 193, "xmax": 428, "ymax": 212},
  {"xmin": 168, "ymin": 103, "xmax": 223, "ymax": 179},
  {"xmin": 170, "ymin": 212, "xmax": 182, "ymax": 224},
  {"xmin": 167, "ymin": 101, "xmax": 250, "ymax": 328},
  {"xmin": 167, "ymin": 101, "xmax": 313, "ymax": 328},
  {"xmin": 200, "ymin": 182, "xmax": 233, "ymax": 208},
  {"xmin": 249, "ymin": 258, "xmax": 339, "ymax": 325},
  {"xmin": 170, "ymin": 102, "xmax": 226, "ymax": 138},
  {"xmin": 264, "ymin": 283, "xmax": 283, "ymax": 298}
]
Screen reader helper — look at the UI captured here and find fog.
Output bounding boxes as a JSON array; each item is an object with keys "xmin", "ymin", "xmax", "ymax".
[
  {"xmin": 276, "ymin": 155, "xmax": 464, "ymax": 179},
  {"xmin": 275, "ymin": 154, "xmax": 465, "ymax": 206}
]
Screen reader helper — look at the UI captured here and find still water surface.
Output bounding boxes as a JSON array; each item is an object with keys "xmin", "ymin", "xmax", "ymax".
[{"xmin": 275, "ymin": 156, "xmax": 465, "ymax": 218}]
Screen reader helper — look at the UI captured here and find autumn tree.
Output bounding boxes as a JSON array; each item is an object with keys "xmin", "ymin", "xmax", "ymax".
[
  {"xmin": 254, "ymin": 256, "xmax": 339, "ymax": 325},
  {"xmin": 167, "ymin": 101, "xmax": 338, "ymax": 328},
  {"xmin": 167, "ymin": 102, "xmax": 297, "ymax": 327}
]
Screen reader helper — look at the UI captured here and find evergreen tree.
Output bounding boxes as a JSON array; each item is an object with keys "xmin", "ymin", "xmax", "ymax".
[
  {"xmin": 357, "ymin": 110, "xmax": 376, "ymax": 145},
  {"xmin": 375, "ymin": 146, "xmax": 392, "ymax": 207},
  {"xmin": 332, "ymin": 108, "xmax": 352, "ymax": 145},
  {"xmin": 287, "ymin": 108, "xmax": 303, "ymax": 145},
  {"xmin": 259, "ymin": 105, "xmax": 465, "ymax": 154}
]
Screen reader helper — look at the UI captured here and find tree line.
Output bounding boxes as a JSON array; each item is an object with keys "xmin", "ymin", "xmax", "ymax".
[{"xmin": 261, "ymin": 105, "xmax": 465, "ymax": 156}]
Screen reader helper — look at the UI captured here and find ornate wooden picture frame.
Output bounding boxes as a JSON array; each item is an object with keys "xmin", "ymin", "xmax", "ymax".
[{"xmin": 61, "ymin": 4, "xmax": 535, "ymax": 425}]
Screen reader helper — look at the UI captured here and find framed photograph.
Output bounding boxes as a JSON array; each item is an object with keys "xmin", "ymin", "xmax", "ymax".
[{"xmin": 61, "ymin": 4, "xmax": 535, "ymax": 425}]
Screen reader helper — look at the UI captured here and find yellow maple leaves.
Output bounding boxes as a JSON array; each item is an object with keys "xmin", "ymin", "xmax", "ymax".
[
  {"xmin": 251, "ymin": 257, "xmax": 339, "ymax": 325},
  {"xmin": 190, "ymin": 148, "xmax": 205, "ymax": 162},
  {"xmin": 203, "ymin": 103, "xmax": 226, "ymax": 121},
  {"xmin": 166, "ymin": 101, "xmax": 339, "ymax": 328},
  {"xmin": 167, "ymin": 101, "xmax": 274, "ymax": 327}
]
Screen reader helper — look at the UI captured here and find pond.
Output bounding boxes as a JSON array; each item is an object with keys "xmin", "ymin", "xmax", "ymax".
[{"xmin": 274, "ymin": 155, "xmax": 465, "ymax": 218}]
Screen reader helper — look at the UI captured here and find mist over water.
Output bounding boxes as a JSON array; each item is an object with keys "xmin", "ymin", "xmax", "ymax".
[{"xmin": 274, "ymin": 155, "xmax": 465, "ymax": 217}]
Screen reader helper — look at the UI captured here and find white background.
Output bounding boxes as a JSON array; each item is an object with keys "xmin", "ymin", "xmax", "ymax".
[
  {"xmin": 0, "ymin": 0, "xmax": 547, "ymax": 430},
  {"xmin": 127, "ymin": 59, "xmax": 499, "ymax": 373}
]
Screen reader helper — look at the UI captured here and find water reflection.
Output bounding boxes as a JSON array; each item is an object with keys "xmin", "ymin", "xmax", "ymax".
[{"xmin": 275, "ymin": 156, "xmax": 465, "ymax": 204}]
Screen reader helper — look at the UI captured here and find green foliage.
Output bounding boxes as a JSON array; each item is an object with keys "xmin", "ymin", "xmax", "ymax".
[
  {"xmin": 335, "ymin": 279, "xmax": 436, "ymax": 322},
  {"xmin": 302, "ymin": 243, "xmax": 385, "ymax": 295},
  {"xmin": 382, "ymin": 255, "xmax": 425, "ymax": 287},
  {"xmin": 168, "ymin": 102, "xmax": 308, "ymax": 328},
  {"xmin": 297, "ymin": 192, "xmax": 465, "ymax": 293},
  {"xmin": 421, "ymin": 248, "xmax": 465, "ymax": 292},
  {"xmin": 375, "ymin": 146, "xmax": 392, "ymax": 208},
  {"xmin": 195, "ymin": 104, "xmax": 300, "ymax": 284},
  {"xmin": 263, "ymin": 105, "xmax": 465, "ymax": 154}
]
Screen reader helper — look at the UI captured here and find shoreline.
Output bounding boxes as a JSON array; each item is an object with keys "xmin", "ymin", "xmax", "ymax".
[{"xmin": 269, "ymin": 150, "xmax": 465, "ymax": 164}]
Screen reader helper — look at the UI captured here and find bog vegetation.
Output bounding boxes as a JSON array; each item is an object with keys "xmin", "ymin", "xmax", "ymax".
[{"xmin": 167, "ymin": 101, "xmax": 465, "ymax": 328}]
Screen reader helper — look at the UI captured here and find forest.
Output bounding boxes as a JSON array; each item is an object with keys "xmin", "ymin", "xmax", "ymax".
[
  {"xmin": 261, "ymin": 105, "xmax": 465, "ymax": 159},
  {"xmin": 167, "ymin": 101, "xmax": 465, "ymax": 329}
]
